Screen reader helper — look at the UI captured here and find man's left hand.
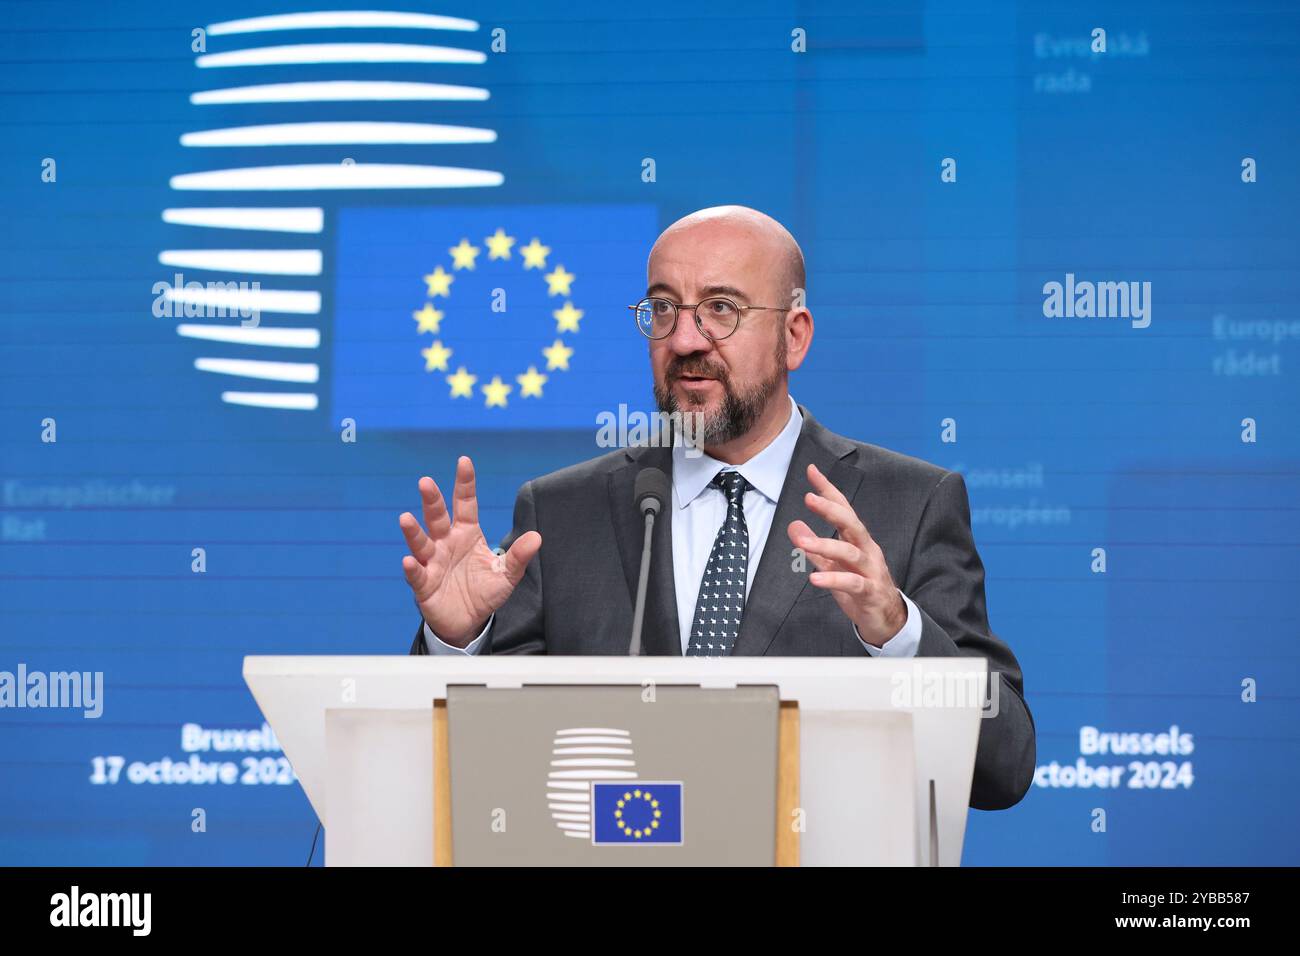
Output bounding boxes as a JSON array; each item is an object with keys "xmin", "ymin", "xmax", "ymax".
[{"xmin": 787, "ymin": 462, "xmax": 907, "ymax": 647}]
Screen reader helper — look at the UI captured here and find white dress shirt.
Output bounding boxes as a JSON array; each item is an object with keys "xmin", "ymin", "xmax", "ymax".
[{"xmin": 425, "ymin": 395, "xmax": 921, "ymax": 656}]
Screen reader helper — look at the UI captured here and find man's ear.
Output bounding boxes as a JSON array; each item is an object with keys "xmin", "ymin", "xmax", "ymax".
[{"xmin": 785, "ymin": 308, "xmax": 813, "ymax": 371}]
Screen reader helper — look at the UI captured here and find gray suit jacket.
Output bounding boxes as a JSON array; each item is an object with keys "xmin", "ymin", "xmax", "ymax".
[{"xmin": 410, "ymin": 406, "xmax": 1035, "ymax": 810}]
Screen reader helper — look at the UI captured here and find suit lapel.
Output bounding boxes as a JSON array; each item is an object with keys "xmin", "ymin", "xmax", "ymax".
[
  {"xmin": 731, "ymin": 408, "xmax": 863, "ymax": 657},
  {"xmin": 610, "ymin": 447, "xmax": 681, "ymax": 656}
]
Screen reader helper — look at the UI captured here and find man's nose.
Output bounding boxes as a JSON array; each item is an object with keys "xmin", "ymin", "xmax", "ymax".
[{"xmin": 667, "ymin": 306, "xmax": 712, "ymax": 355}]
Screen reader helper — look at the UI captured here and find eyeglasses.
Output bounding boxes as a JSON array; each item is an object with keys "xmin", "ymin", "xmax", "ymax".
[{"xmin": 629, "ymin": 296, "xmax": 788, "ymax": 341}]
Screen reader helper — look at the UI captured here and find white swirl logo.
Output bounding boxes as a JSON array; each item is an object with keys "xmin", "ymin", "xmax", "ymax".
[
  {"xmin": 158, "ymin": 9, "xmax": 502, "ymax": 412},
  {"xmin": 546, "ymin": 727, "xmax": 637, "ymax": 840}
]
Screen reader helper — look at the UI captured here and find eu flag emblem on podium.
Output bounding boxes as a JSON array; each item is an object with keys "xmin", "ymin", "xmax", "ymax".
[
  {"xmin": 332, "ymin": 203, "xmax": 658, "ymax": 430},
  {"xmin": 592, "ymin": 782, "xmax": 684, "ymax": 845}
]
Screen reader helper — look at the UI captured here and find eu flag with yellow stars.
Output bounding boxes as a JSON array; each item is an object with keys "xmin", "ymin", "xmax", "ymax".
[
  {"xmin": 592, "ymin": 781, "xmax": 684, "ymax": 845},
  {"xmin": 332, "ymin": 204, "xmax": 658, "ymax": 429}
]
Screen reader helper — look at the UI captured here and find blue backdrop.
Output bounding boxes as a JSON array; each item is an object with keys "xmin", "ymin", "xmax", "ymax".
[{"xmin": 1, "ymin": 0, "xmax": 1297, "ymax": 865}]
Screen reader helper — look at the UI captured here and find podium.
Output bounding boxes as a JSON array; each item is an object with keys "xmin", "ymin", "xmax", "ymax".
[{"xmin": 243, "ymin": 656, "xmax": 989, "ymax": 866}]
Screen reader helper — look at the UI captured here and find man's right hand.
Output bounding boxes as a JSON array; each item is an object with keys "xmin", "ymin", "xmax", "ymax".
[{"xmin": 399, "ymin": 456, "xmax": 542, "ymax": 647}]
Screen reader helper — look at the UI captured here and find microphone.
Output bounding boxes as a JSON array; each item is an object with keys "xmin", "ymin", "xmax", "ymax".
[{"xmin": 629, "ymin": 467, "xmax": 669, "ymax": 656}]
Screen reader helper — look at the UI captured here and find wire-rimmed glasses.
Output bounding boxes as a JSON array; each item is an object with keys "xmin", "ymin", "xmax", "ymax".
[{"xmin": 629, "ymin": 296, "xmax": 788, "ymax": 341}]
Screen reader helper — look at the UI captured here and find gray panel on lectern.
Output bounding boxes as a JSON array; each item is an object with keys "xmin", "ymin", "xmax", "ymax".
[{"xmin": 446, "ymin": 684, "xmax": 779, "ymax": 866}]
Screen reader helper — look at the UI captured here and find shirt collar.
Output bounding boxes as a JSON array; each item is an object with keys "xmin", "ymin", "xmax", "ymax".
[{"xmin": 672, "ymin": 395, "xmax": 803, "ymax": 509}]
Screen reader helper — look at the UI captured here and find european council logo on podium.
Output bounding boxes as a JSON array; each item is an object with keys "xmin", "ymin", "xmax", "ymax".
[
  {"xmin": 592, "ymin": 782, "xmax": 684, "ymax": 846},
  {"xmin": 332, "ymin": 204, "xmax": 658, "ymax": 430}
]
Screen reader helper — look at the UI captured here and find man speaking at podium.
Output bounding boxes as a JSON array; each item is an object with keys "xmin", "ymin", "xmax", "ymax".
[{"xmin": 398, "ymin": 205, "xmax": 1035, "ymax": 810}]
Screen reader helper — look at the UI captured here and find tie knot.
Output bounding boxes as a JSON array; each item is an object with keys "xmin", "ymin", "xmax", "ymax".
[{"xmin": 712, "ymin": 470, "xmax": 749, "ymax": 503}]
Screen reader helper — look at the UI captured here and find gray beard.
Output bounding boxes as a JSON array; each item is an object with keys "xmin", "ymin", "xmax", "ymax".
[{"xmin": 654, "ymin": 364, "xmax": 785, "ymax": 447}]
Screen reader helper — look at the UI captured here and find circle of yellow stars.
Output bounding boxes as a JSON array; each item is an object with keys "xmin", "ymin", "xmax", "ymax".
[
  {"xmin": 413, "ymin": 227, "xmax": 582, "ymax": 408},
  {"xmin": 612, "ymin": 788, "xmax": 662, "ymax": 839}
]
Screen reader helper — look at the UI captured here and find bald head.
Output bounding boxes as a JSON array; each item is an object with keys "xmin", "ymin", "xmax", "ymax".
[
  {"xmin": 648, "ymin": 205, "xmax": 805, "ymax": 307},
  {"xmin": 644, "ymin": 205, "xmax": 815, "ymax": 458}
]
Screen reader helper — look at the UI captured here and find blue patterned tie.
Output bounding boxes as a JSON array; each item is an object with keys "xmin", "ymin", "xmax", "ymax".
[{"xmin": 686, "ymin": 470, "xmax": 751, "ymax": 656}]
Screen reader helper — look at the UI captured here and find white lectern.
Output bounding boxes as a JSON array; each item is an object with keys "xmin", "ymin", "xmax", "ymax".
[{"xmin": 242, "ymin": 656, "xmax": 988, "ymax": 866}]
